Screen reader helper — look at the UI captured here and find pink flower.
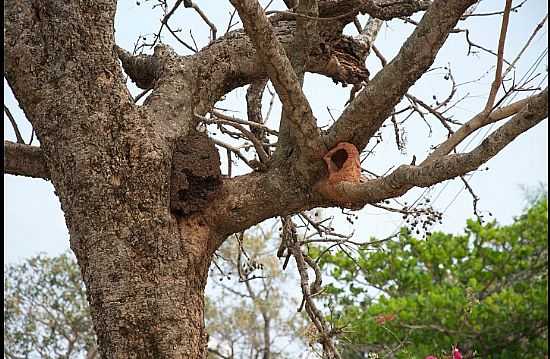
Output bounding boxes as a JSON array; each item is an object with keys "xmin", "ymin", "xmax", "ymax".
[
  {"xmin": 425, "ymin": 356, "xmax": 438, "ymax": 359},
  {"xmin": 453, "ymin": 348, "xmax": 463, "ymax": 359}
]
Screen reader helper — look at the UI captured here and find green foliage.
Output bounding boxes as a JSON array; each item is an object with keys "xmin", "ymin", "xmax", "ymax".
[
  {"xmin": 4, "ymin": 253, "xmax": 97, "ymax": 358},
  {"xmin": 317, "ymin": 198, "xmax": 548, "ymax": 358}
]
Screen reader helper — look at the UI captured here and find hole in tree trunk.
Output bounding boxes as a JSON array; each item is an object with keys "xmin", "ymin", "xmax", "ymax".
[{"xmin": 331, "ymin": 149, "xmax": 348, "ymax": 170}]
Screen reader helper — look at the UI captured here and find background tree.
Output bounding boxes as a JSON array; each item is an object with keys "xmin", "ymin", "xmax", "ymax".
[
  {"xmin": 4, "ymin": 254, "xmax": 98, "ymax": 359},
  {"xmin": 316, "ymin": 196, "xmax": 548, "ymax": 359},
  {"xmin": 4, "ymin": 229, "xmax": 309, "ymax": 359},
  {"xmin": 4, "ymin": 0, "xmax": 548, "ymax": 357},
  {"xmin": 206, "ymin": 227, "xmax": 308, "ymax": 359}
]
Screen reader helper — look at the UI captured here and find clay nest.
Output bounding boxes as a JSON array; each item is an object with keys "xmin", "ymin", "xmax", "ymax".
[{"xmin": 316, "ymin": 142, "xmax": 363, "ymax": 205}]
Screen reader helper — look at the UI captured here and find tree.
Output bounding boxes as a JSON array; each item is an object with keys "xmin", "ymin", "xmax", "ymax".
[
  {"xmin": 206, "ymin": 228, "xmax": 308, "ymax": 359},
  {"xmin": 4, "ymin": 254, "xmax": 98, "ymax": 359},
  {"xmin": 4, "ymin": 0, "xmax": 548, "ymax": 357},
  {"xmin": 4, "ymin": 230, "xmax": 308, "ymax": 359},
  {"xmin": 317, "ymin": 197, "xmax": 548, "ymax": 358}
]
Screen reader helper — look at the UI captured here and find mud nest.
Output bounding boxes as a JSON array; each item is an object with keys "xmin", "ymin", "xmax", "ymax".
[{"xmin": 170, "ymin": 134, "xmax": 221, "ymax": 216}]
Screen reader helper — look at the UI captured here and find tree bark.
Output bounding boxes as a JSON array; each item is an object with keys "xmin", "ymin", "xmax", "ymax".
[
  {"xmin": 4, "ymin": 2, "xmax": 222, "ymax": 357},
  {"xmin": 77, "ymin": 213, "xmax": 219, "ymax": 358}
]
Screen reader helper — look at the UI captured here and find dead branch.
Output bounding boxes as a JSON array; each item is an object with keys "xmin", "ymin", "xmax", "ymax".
[
  {"xmin": 284, "ymin": 216, "xmax": 342, "ymax": 359},
  {"xmin": 165, "ymin": 23, "xmax": 197, "ymax": 53},
  {"xmin": 211, "ymin": 138, "xmax": 257, "ymax": 170},
  {"xmin": 201, "ymin": 112, "xmax": 278, "ymax": 136},
  {"xmin": 210, "ymin": 115, "xmax": 270, "ymax": 164},
  {"xmin": 459, "ymin": 175, "xmax": 481, "ymax": 222},
  {"xmin": 462, "ymin": 29, "xmax": 513, "ymax": 66},
  {"xmin": 183, "ymin": 0, "xmax": 217, "ymax": 41}
]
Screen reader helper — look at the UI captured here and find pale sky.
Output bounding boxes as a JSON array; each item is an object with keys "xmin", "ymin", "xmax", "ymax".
[{"xmin": 4, "ymin": 0, "xmax": 548, "ymax": 264}]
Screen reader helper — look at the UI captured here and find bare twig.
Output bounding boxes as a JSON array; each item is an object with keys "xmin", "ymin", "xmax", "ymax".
[
  {"xmin": 285, "ymin": 215, "xmax": 342, "ymax": 359},
  {"xmin": 183, "ymin": 0, "xmax": 217, "ymax": 41},
  {"xmin": 165, "ymin": 23, "xmax": 197, "ymax": 53},
  {"xmin": 225, "ymin": 8, "xmax": 238, "ymax": 35},
  {"xmin": 502, "ymin": 14, "xmax": 548, "ymax": 79},
  {"xmin": 211, "ymin": 138, "xmax": 256, "ymax": 170},
  {"xmin": 461, "ymin": 0, "xmax": 527, "ymax": 18},
  {"xmin": 4, "ymin": 105, "xmax": 25, "ymax": 144},
  {"xmin": 459, "ymin": 175, "xmax": 481, "ymax": 222},
  {"xmin": 189, "ymin": 29, "xmax": 199, "ymax": 51},
  {"xmin": 202, "ymin": 112, "xmax": 278, "ymax": 136},
  {"xmin": 463, "ymin": 29, "xmax": 513, "ymax": 66}
]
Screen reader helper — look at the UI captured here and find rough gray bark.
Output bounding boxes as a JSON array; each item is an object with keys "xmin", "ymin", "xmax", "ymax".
[{"xmin": 4, "ymin": 0, "xmax": 548, "ymax": 358}]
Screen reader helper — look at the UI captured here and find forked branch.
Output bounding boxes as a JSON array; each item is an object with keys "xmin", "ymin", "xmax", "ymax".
[
  {"xmin": 326, "ymin": 0, "xmax": 478, "ymax": 150},
  {"xmin": 229, "ymin": 0, "xmax": 323, "ymax": 160},
  {"xmin": 329, "ymin": 88, "xmax": 548, "ymax": 207}
]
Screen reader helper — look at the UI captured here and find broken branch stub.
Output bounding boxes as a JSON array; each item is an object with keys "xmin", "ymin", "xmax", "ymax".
[{"xmin": 316, "ymin": 142, "xmax": 362, "ymax": 206}]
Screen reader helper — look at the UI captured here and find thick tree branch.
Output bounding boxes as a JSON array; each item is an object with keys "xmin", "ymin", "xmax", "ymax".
[
  {"xmin": 4, "ymin": 141, "xmax": 49, "ymax": 179},
  {"xmin": 140, "ymin": 13, "xmax": 369, "ymax": 118},
  {"xmin": 277, "ymin": 0, "xmax": 431, "ymax": 23},
  {"xmin": 326, "ymin": 0, "xmax": 478, "ymax": 150},
  {"xmin": 275, "ymin": 0, "xmax": 323, "ymax": 169},
  {"xmin": 322, "ymin": 88, "xmax": 548, "ymax": 207},
  {"xmin": 207, "ymin": 169, "xmax": 318, "ymax": 238},
  {"xmin": 359, "ymin": 0, "xmax": 431, "ymax": 20},
  {"xmin": 230, "ymin": 0, "xmax": 323, "ymax": 162}
]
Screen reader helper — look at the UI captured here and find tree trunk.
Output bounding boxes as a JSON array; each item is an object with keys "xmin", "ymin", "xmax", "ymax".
[
  {"xmin": 68, "ymin": 190, "xmax": 220, "ymax": 358},
  {"xmin": 52, "ymin": 113, "xmax": 223, "ymax": 358}
]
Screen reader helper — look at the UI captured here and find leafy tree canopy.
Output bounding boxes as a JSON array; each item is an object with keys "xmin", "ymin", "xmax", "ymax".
[{"xmin": 315, "ymin": 197, "xmax": 548, "ymax": 359}]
